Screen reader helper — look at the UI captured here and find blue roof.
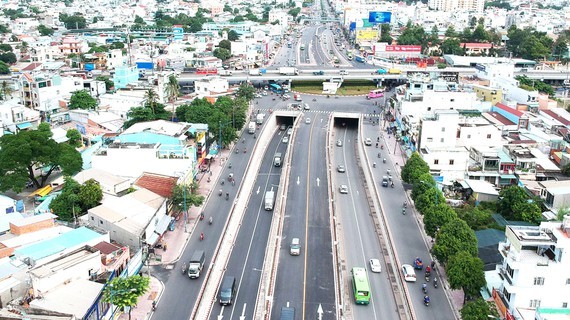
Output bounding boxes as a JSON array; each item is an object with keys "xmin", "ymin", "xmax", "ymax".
[{"xmin": 15, "ymin": 227, "xmax": 102, "ymax": 261}]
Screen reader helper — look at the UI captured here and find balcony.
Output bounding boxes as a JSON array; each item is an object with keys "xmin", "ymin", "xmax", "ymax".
[{"xmin": 498, "ymin": 267, "xmax": 513, "ymax": 285}]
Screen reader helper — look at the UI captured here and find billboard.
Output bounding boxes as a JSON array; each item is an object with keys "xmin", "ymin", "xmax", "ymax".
[
  {"xmin": 385, "ymin": 45, "xmax": 422, "ymax": 52},
  {"xmin": 369, "ymin": 11, "xmax": 392, "ymax": 24},
  {"xmin": 356, "ymin": 29, "xmax": 378, "ymax": 41}
]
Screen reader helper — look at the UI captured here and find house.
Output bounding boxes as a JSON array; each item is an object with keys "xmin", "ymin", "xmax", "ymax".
[
  {"xmin": 539, "ymin": 180, "xmax": 570, "ymax": 212},
  {"xmin": 134, "ymin": 172, "xmax": 178, "ymax": 198},
  {"xmin": 0, "ymin": 195, "xmax": 24, "ymax": 236},
  {"xmin": 74, "ymin": 168, "xmax": 131, "ymax": 196},
  {"xmin": 87, "ymin": 188, "xmax": 168, "ymax": 249},
  {"xmin": 0, "ymin": 98, "xmax": 41, "ymax": 133},
  {"xmin": 460, "ymin": 42, "xmax": 493, "ymax": 55},
  {"xmin": 194, "ymin": 76, "xmax": 230, "ymax": 98},
  {"xmin": 464, "ymin": 179, "xmax": 500, "ymax": 203}
]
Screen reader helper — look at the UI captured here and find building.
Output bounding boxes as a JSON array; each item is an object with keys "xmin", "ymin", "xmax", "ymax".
[
  {"xmin": 494, "ymin": 219, "xmax": 570, "ymax": 319},
  {"xmin": 57, "ymin": 36, "xmax": 86, "ymax": 57},
  {"xmin": 18, "ymin": 73, "xmax": 84, "ymax": 115},
  {"xmin": 74, "ymin": 168, "xmax": 131, "ymax": 196},
  {"xmin": 194, "ymin": 76, "xmax": 230, "ymax": 98},
  {"xmin": 460, "ymin": 43, "xmax": 493, "ymax": 56},
  {"xmin": 539, "ymin": 180, "xmax": 570, "ymax": 212},
  {"xmin": 112, "ymin": 65, "xmax": 139, "ymax": 89},
  {"xmin": 473, "ymin": 84, "xmax": 503, "ymax": 106},
  {"xmin": 428, "ymin": 0, "xmax": 484, "ymax": 13},
  {"xmin": 0, "ymin": 98, "xmax": 41, "ymax": 133}
]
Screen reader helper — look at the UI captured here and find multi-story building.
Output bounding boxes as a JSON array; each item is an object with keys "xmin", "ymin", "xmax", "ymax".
[
  {"xmin": 473, "ymin": 84, "xmax": 503, "ymax": 106},
  {"xmin": 0, "ymin": 99, "xmax": 41, "ymax": 133},
  {"xmin": 19, "ymin": 73, "xmax": 84, "ymax": 115},
  {"xmin": 494, "ymin": 219, "xmax": 570, "ymax": 319},
  {"xmin": 57, "ymin": 36, "xmax": 85, "ymax": 57},
  {"xmin": 194, "ymin": 76, "xmax": 229, "ymax": 98},
  {"xmin": 428, "ymin": 0, "xmax": 484, "ymax": 13}
]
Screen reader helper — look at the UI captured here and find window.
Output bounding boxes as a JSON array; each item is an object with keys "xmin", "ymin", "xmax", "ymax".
[
  {"xmin": 467, "ymin": 134, "xmax": 471, "ymax": 139},
  {"xmin": 441, "ymin": 127, "xmax": 445, "ymax": 132},
  {"xmin": 91, "ymin": 216, "xmax": 94, "ymax": 220},
  {"xmin": 506, "ymin": 264, "xmax": 514, "ymax": 278},
  {"xmin": 566, "ymin": 278, "xmax": 570, "ymax": 285},
  {"xmin": 434, "ymin": 159, "xmax": 439, "ymax": 165},
  {"xmin": 563, "ymin": 302, "xmax": 568, "ymax": 308},
  {"xmin": 427, "ymin": 138, "xmax": 433, "ymax": 142},
  {"xmin": 450, "ymin": 99, "xmax": 455, "ymax": 102},
  {"xmin": 487, "ymin": 134, "xmax": 491, "ymax": 139},
  {"xmin": 99, "ymin": 220, "xmax": 103, "ymax": 224},
  {"xmin": 533, "ymin": 277, "xmax": 545, "ymax": 285},
  {"xmin": 449, "ymin": 160, "xmax": 455, "ymax": 165},
  {"xmin": 440, "ymin": 138, "xmax": 444, "ymax": 143},
  {"xmin": 529, "ymin": 299, "xmax": 541, "ymax": 308}
]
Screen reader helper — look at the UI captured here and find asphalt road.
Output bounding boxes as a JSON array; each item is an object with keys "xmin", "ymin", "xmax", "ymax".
[
  {"xmin": 333, "ymin": 126, "xmax": 400, "ymax": 319},
  {"xmin": 209, "ymin": 130, "xmax": 288, "ymax": 320},
  {"xmin": 271, "ymin": 112, "xmax": 336, "ymax": 320},
  {"xmin": 150, "ymin": 127, "xmax": 261, "ymax": 319},
  {"xmin": 361, "ymin": 122, "xmax": 455, "ymax": 320}
]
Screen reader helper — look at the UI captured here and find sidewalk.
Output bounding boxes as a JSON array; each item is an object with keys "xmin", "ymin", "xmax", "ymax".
[{"xmin": 122, "ymin": 149, "xmax": 230, "ymax": 320}]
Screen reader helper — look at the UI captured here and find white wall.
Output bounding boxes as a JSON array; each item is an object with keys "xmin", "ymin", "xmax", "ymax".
[
  {"xmin": 421, "ymin": 147, "xmax": 470, "ymax": 182},
  {"xmin": 456, "ymin": 124, "xmax": 503, "ymax": 148},
  {"xmin": 419, "ymin": 111, "xmax": 459, "ymax": 149}
]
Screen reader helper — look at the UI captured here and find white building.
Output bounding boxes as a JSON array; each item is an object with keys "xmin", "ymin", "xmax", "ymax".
[
  {"xmin": 98, "ymin": 90, "xmax": 147, "ymax": 119},
  {"xmin": 495, "ymin": 219, "xmax": 570, "ymax": 319},
  {"xmin": 428, "ymin": 0, "xmax": 484, "ymax": 13},
  {"xmin": 19, "ymin": 73, "xmax": 85, "ymax": 115},
  {"xmin": 194, "ymin": 77, "xmax": 229, "ymax": 98},
  {"xmin": 419, "ymin": 146, "xmax": 470, "ymax": 182},
  {"xmin": 0, "ymin": 99, "xmax": 41, "ymax": 133}
]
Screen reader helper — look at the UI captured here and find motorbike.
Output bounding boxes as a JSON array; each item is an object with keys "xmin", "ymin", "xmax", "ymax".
[
  {"xmin": 244, "ymin": 148, "xmax": 247, "ymax": 153},
  {"xmin": 152, "ymin": 301, "xmax": 157, "ymax": 311},
  {"xmin": 377, "ymin": 153, "xmax": 381, "ymax": 158},
  {"xmin": 386, "ymin": 169, "xmax": 391, "ymax": 175},
  {"xmin": 381, "ymin": 145, "xmax": 384, "ymax": 150},
  {"xmin": 219, "ymin": 189, "xmax": 223, "ymax": 196},
  {"xmin": 373, "ymin": 162, "xmax": 376, "ymax": 168},
  {"xmin": 424, "ymin": 296, "xmax": 430, "ymax": 307},
  {"xmin": 434, "ymin": 278, "xmax": 438, "ymax": 288},
  {"xmin": 422, "ymin": 284, "xmax": 427, "ymax": 294},
  {"xmin": 199, "ymin": 212, "xmax": 204, "ymax": 221},
  {"xmin": 312, "ymin": 98, "xmax": 316, "ymax": 101},
  {"xmin": 425, "ymin": 274, "xmax": 430, "ymax": 282},
  {"xmin": 391, "ymin": 182, "xmax": 394, "ymax": 188},
  {"xmin": 200, "ymin": 232, "xmax": 204, "ymax": 241},
  {"xmin": 235, "ymin": 148, "xmax": 239, "ymax": 154},
  {"xmin": 229, "ymin": 163, "xmax": 232, "ymax": 169},
  {"xmin": 225, "ymin": 193, "xmax": 229, "ymax": 200},
  {"xmin": 402, "ymin": 208, "xmax": 406, "ymax": 215},
  {"xmin": 209, "ymin": 216, "xmax": 213, "ymax": 225},
  {"xmin": 403, "ymin": 202, "xmax": 407, "ymax": 208},
  {"xmin": 182, "ymin": 262, "xmax": 188, "ymax": 274},
  {"xmin": 383, "ymin": 158, "xmax": 387, "ymax": 164}
]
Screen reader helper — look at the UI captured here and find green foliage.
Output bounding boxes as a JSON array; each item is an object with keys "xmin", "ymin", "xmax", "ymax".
[
  {"xmin": 124, "ymin": 103, "xmax": 170, "ymax": 129},
  {"xmin": 0, "ymin": 52, "xmax": 17, "ymax": 64},
  {"xmin": 164, "ymin": 74, "xmax": 180, "ymax": 105},
  {"xmin": 379, "ymin": 24, "xmax": 392, "ymax": 44},
  {"xmin": 288, "ymin": 7, "xmax": 301, "ymax": 19},
  {"xmin": 134, "ymin": 15, "xmax": 145, "ymax": 25},
  {"xmin": 37, "ymin": 24, "xmax": 54, "ymax": 36},
  {"xmin": 397, "ymin": 23, "xmax": 426, "ymax": 46},
  {"xmin": 411, "ymin": 174, "xmax": 435, "ymax": 201},
  {"xmin": 79, "ymin": 179, "xmax": 103, "ymax": 209},
  {"xmin": 96, "ymin": 76, "xmax": 114, "ymax": 91},
  {"xmin": 2, "ymin": 8, "xmax": 28, "ymax": 20},
  {"xmin": 445, "ymin": 25, "xmax": 457, "ymax": 38},
  {"xmin": 235, "ymin": 83, "xmax": 255, "ymax": 101},
  {"xmin": 515, "ymin": 202, "xmax": 542, "ymax": 224},
  {"xmin": 424, "ymin": 203, "xmax": 457, "ymax": 237},
  {"xmin": 1, "ymin": 80, "xmax": 14, "ymax": 100},
  {"xmin": 213, "ymin": 48, "xmax": 231, "ymax": 61},
  {"xmin": 88, "ymin": 44, "xmax": 108, "ymax": 53},
  {"xmin": 484, "ymin": 0, "xmax": 512, "ymax": 10},
  {"xmin": 471, "ymin": 25, "xmax": 489, "ymax": 43},
  {"xmin": 447, "ymin": 251, "xmax": 486, "ymax": 303},
  {"xmin": 507, "ymin": 26, "xmax": 553, "ymax": 60},
  {"xmin": 0, "ymin": 43, "xmax": 13, "ymax": 52},
  {"xmin": 103, "ymin": 275, "xmax": 150, "ymax": 318},
  {"xmin": 461, "ymin": 298, "xmax": 497, "ymax": 320},
  {"xmin": 0, "ymin": 123, "xmax": 83, "ymax": 192},
  {"xmin": 228, "ymin": 30, "xmax": 240, "ymax": 41},
  {"xmin": 170, "ymin": 183, "xmax": 205, "ymax": 213},
  {"xmin": 109, "ymin": 42, "xmax": 125, "ymax": 50},
  {"xmin": 154, "ymin": 9, "xmax": 210, "ymax": 33},
  {"xmin": 455, "ymin": 205, "xmax": 494, "ymax": 230},
  {"xmin": 59, "ymin": 13, "xmax": 87, "ymax": 29},
  {"xmin": 440, "ymin": 38, "xmax": 464, "ymax": 55},
  {"xmin": 497, "ymin": 185, "xmax": 529, "ymax": 219},
  {"xmin": 432, "ymin": 218, "xmax": 478, "ymax": 264},
  {"xmin": 414, "ymin": 187, "xmax": 444, "ymax": 213},
  {"xmin": 401, "ymin": 152, "xmax": 430, "ymax": 184},
  {"xmin": 49, "ymin": 178, "xmax": 103, "ymax": 221},
  {"xmin": 515, "ymin": 75, "xmax": 554, "ymax": 97},
  {"xmin": 69, "ymin": 90, "xmax": 97, "ymax": 110},
  {"xmin": 66, "ymin": 129, "xmax": 83, "ymax": 147},
  {"xmin": 0, "ymin": 24, "xmax": 9, "ymax": 34},
  {"xmin": 0, "ymin": 61, "xmax": 10, "ymax": 74},
  {"xmin": 218, "ymin": 39, "xmax": 231, "ymax": 51}
]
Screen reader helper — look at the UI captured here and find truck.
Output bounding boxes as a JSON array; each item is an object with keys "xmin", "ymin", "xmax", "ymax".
[
  {"xmin": 249, "ymin": 69, "xmax": 266, "ymax": 76},
  {"xmin": 388, "ymin": 68, "xmax": 402, "ymax": 74},
  {"xmin": 372, "ymin": 68, "xmax": 387, "ymax": 75},
  {"xmin": 264, "ymin": 190, "xmax": 275, "ymax": 210},
  {"xmin": 274, "ymin": 152, "xmax": 282, "ymax": 167},
  {"xmin": 187, "ymin": 250, "xmax": 205, "ymax": 279},
  {"xmin": 248, "ymin": 121, "xmax": 256, "ymax": 134},
  {"xmin": 279, "ymin": 67, "xmax": 299, "ymax": 76},
  {"xmin": 355, "ymin": 56, "xmax": 365, "ymax": 63},
  {"xmin": 218, "ymin": 69, "xmax": 233, "ymax": 76},
  {"xmin": 256, "ymin": 113, "xmax": 264, "ymax": 125},
  {"xmin": 313, "ymin": 70, "xmax": 324, "ymax": 75}
]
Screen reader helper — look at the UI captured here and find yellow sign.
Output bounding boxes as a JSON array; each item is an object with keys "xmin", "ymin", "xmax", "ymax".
[{"xmin": 356, "ymin": 29, "xmax": 378, "ymax": 41}]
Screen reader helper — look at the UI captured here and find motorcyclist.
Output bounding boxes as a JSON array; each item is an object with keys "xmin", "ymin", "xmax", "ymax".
[
  {"xmin": 229, "ymin": 162, "xmax": 232, "ymax": 168},
  {"xmin": 373, "ymin": 162, "xmax": 376, "ymax": 168},
  {"xmin": 422, "ymin": 283, "xmax": 427, "ymax": 293},
  {"xmin": 235, "ymin": 148, "xmax": 239, "ymax": 154},
  {"xmin": 426, "ymin": 266, "xmax": 432, "ymax": 274},
  {"xmin": 391, "ymin": 181, "xmax": 394, "ymax": 188},
  {"xmin": 403, "ymin": 201, "xmax": 407, "ymax": 208},
  {"xmin": 226, "ymin": 192, "xmax": 229, "ymax": 200},
  {"xmin": 434, "ymin": 278, "xmax": 438, "ymax": 288},
  {"xmin": 424, "ymin": 295, "xmax": 430, "ymax": 304},
  {"xmin": 375, "ymin": 142, "xmax": 379, "ymax": 148},
  {"xmin": 199, "ymin": 212, "xmax": 204, "ymax": 220},
  {"xmin": 383, "ymin": 158, "xmax": 387, "ymax": 164},
  {"xmin": 200, "ymin": 232, "xmax": 204, "ymax": 241},
  {"xmin": 219, "ymin": 189, "xmax": 223, "ymax": 196}
]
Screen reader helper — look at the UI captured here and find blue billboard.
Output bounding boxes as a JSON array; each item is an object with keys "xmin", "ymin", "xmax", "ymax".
[{"xmin": 369, "ymin": 11, "xmax": 392, "ymax": 24}]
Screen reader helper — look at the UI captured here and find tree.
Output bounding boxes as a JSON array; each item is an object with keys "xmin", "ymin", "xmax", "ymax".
[
  {"xmin": 164, "ymin": 74, "xmax": 180, "ymax": 119},
  {"xmin": 170, "ymin": 183, "xmax": 205, "ymax": 213},
  {"xmin": 424, "ymin": 203, "xmax": 457, "ymax": 237},
  {"xmin": 447, "ymin": 251, "xmax": 486, "ymax": 304},
  {"xmin": 507, "ymin": 26, "xmax": 553, "ymax": 60},
  {"xmin": 455, "ymin": 205, "xmax": 493, "ymax": 230},
  {"xmin": 103, "ymin": 275, "xmax": 150, "ymax": 320},
  {"xmin": 445, "ymin": 25, "xmax": 457, "ymax": 38},
  {"xmin": 469, "ymin": 16, "xmax": 477, "ymax": 28},
  {"xmin": 0, "ymin": 24, "xmax": 9, "ymax": 34},
  {"xmin": 0, "ymin": 43, "xmax": 13, "ymax": 52},
  {"xmin": 288, "ymin": 7, "xmax": 301, "ymax": 19},
  {"xmin": 380, "ymin": 24, "xmax": 392, "ymax": 43},
  {"xmin": 497, "ymin": 185, "xmax": 529, "ymax": 219},
  {"xmin": 49, "ymin": 177, "xmax": 81, "ymax": 221},
  {"xmin": 0, "ymin": 123, "xmax": 83, "ymax": 191},
  {"xmin": 461, "ymin": 298, "xmax": 496, "ymax": 320},
  {"xmin": 514, "ymin": 202, "xmax": 542, "ymax": 224},
  {"xmin": 227, "ymin": 30, "xmax": 239, "ymax": 41},
  {"xmin": 1, "ymin": 80, "xmax": 14, "ymax": 100},
  {"xmin": 59, "ymin": 13, "xmax": 86, "ymax": 29},
  {"xmin": 414, "ymin": 187, "xmax": 444, "ymax": 214},
  {"xmin": 68, "ymin": 90, "xmax": 97, "ymax": 110},
  {"xmin": 213, "ymin": 48, "xmax": 231, "ymax": 61},
  {"xmin": 401, "ymin": 152, "xmax": 430, "ymax": 184},
  {"xmin": 144, "ymin": 89, "xmax": 159, "ymax": 114},
  {"xmin": 78, "ymin": 179, "xmax": 103, "ymax": 210},
  {"xmin": 471, "ymin": 25, "xmax": 488, "ymax": 43},
  {"xmin": 66, "ymin": 129, "xmax": 82, "ymax": 147},
  {"xmin": 0, "ymin": 52, "xmax": 17, "ymax": 64},
  {"xmin": 218, "ymin": 39, "xmax": 231, "ymax": 51},
  {"xmin": 134, "ymin": 15, "xmax": 145, "ymax": 25},
  {"xmin": 441, "ymin": 38, "xmax": 464, "ymax": 55},
  {"xmin": 0, "ymin": 61, "xmax": 10, "ymax": 74},
  {"xmin": 397, "ymin": 23, "xmax": 426, "ymax": 46},
  {"xmin": 235, "ymin": 83, "xmax": 255, "ymax": 101},
  {"xmin": 37, "ymin": 24, "xmax": 54, "ymax": 36},
  {"xmin": 432, "ymin": 218, "xmax": 478, "ymax": 264},
  {"xmin": 96, "ymin": 76, "xmax": 114, "ymax": 91}
]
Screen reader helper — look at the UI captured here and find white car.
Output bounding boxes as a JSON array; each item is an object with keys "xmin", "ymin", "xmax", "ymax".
[
  {"xmin": 369, "ymin": 259, "xmax": 381, "ymax": 273},
  {"xmin": 282, "ymin": 136, "xmax": 289, "ymax": 144},
  {"xmin": 337, "ymin": 165, "xmax": 346, "ymax": 173},
  {"xmin": 339, "ymin": 185, "xmax": 348, "ymax": 194},
  {"xmin": 336, "ymin": 140, "xmax": 342, "ymax": 147},
  {"xmin": 364, "ymin": 138, "xmax": 372, "ymax": 146},
  {"xmin": 287, "ymin": 128, "xmax": 293, "ymax": 135},
  {"xmin": 305, "ymin": 118, "xmax": 311, "ymax": 124},
  {"xmin": 402, "ymin": 264, "xmax": 416, "ymax": 282}
]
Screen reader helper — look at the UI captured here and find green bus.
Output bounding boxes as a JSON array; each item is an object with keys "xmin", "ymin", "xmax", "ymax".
[{"xmin": 351, "ymin": 267, "xmax": 371, "ymax": 305}]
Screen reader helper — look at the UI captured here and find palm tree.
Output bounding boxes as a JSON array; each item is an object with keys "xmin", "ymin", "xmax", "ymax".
[
  {"xmin": 1, "ymin": 81, "xmax": 14, "ymax": 101},
  {"xmin": 164, "ymin": 75, "xmax": 180, "ymax": 120},
  {"xmin": 144, "ymin": 88, "xmax": 158, "ymax": 115}
]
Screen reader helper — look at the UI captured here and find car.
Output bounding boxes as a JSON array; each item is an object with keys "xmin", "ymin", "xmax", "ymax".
[
  {"xmin": 303, "ymin": 103, "xmax": 310, "ymax": 110},
  {"xmin": 255, "ymin": 93, "xmax": 262, "ymax": 98},
  {"xmin": 287, "ymin": 128, "xmax": 293, "ymax": 135},
  {"xmin": 280, "ymin": 124, "xmax": 287, "ymax": 130},
  {"xmin": 402, "ymin": 264, "xmax": 416, "ymax": 282},
  {"xmin": 336, "ymin": 140, "xmax": 342, "ymax": 147},
  {"xmin": 337, "ymin": 165, "xmax": 345, "ymax": 173},
  {"xmin": 339, "ymin": 70, "xmax": 349, "ymax": 75},
  {"xmin": 369, "ymin": 259, "xmax": 382, "ymax": 273},
  {"xmin": 283, "ymin": 94, "xmax": 290, "ymax": 99},
  {"xmin": 282, "ymin": 136, "xmax": 289, "ymax": 143},
  {"xmin": 264, "ymin": 86, "xmax": 268, "ymax": 90},
  {"xmin": 364, "ymin": 138, "xmax": 372, "ymax": 146},
  {"xmin": 305, "ymin": 118, "xmax": 311, "ymax": 124},
  {"xmin": 262, "ymin": 91, "xmax": 268, "ymax": 96},
  {"xmin": 339, "ymin": 185, "xmax": 348, "ymax": 194}
]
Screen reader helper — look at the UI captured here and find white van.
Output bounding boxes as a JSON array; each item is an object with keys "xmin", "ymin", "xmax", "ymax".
[{"xmin": 290, "ymin": 238, "xmax": 301, "ymax": 255}]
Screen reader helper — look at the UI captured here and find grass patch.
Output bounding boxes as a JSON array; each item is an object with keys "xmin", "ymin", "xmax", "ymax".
[{"xmin": 291, "ymin": 80, "xmax": 378, "ymax": 95}]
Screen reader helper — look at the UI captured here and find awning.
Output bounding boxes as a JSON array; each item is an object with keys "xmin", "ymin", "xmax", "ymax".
[
  {"xmin": 457, "ymin": 180, "xmax": 470, "ymax": 188},
  {"xmin": 146, "ymin": 233, "xmax": 159, "ymax": 246},
  {"xmin": 16, "ymin": 122, "xmax": 32, "ymax": 130},
  {"xmin": 500, "ymin": 174, "xmax": 517, "ymax": 179},
  {"xmin": 28, "ymin": 185, "xmax": 52, "ymax": 197},
  {"xmin": 155, "ymin": 215, "xmax": 173, "ymax": 235}
]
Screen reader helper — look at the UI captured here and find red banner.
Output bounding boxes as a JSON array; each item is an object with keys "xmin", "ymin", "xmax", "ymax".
[{"xmin": 385, "ymin": 45, "xmax": 421, "ymax": 52}]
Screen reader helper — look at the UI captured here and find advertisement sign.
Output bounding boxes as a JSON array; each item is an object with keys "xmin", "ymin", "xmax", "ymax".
[
  {"xmin": 385, "ymin": 45, "xmax": 422, "ymax": 52},
  {"xmin": 439, "ymin": 72, "xmax": 459, "ymax": 83},
  {"xmin": 349, "ymin": 22, "xmax": 356, "ymax": 31},
  {"xmin": 369, "ymin": 11, "xmax": 392, "ymax": 24},
  {"xmin": 356, "ymin": 29, "xmax": 378, "ymax": 41}
]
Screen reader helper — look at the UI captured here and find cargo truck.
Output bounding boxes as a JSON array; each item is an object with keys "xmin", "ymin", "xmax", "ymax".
[
  {"xmin": 265, "ymin": 190, "xmax": 275, "ymax": 210},
  {"xmin": 248, "ymin": 121, "xmax": 256, "ymax": 134},
  {"xmin": 313, "ymin": 70, "xmax": 324, "ymax": 75},
  {"xmin": 187, "ymin": 250, "xmax": 205, "ymax": 279},
  {"xmin": 274, "ymin": 152, "xmax": 282, "ymax": 167},
  {"xmin": 256, "ymin": 113, "xmax": 264, "ymax": 124},
  {"xmin": 218, "ymin": 69, "xmax": 233, "ymax": 76},
  {"xmin": 388, "ymin": 68, "xmax": 402, "ymax": 74},
  {"xmin": 249, "ymin": 69, "xmax": 266, "ymax": 76},
  {"xmin": 278, "ymin": 67, "xmax": 299, "ymax": 76}
]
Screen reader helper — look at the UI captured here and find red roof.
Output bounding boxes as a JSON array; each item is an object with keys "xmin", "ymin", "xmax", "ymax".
[
  {"xmin": 495, "ymin": 103, "xmax": 524, "ymax": 117},
  {"xmin": 460, "ymin": 43, "xmax": 493, "ymax": 49},
  {"xmin": 93, "ymin": 241, "xmax": 122, "ymax": 255},
  {"xmin": 134, "ymin": 172, "xmax": 178, "ymax": 198},
  {"xmin": 487, "ymin": 111, "xmax": 516, "ymax": 125},
  {"xmin": 22, "ymin": 63, "xmax": 42, "ymax": 71},
  {"xmin": 541, "ymin": 109, "xmax": 570, "ymax": 126}
]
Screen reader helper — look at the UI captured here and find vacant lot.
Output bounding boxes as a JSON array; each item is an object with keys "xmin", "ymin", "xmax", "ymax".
[{"xmin": 291, "ymin": 80, "xmax": 378, "ymax": 95}]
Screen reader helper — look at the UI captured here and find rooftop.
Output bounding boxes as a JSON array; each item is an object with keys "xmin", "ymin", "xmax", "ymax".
[{"xmin": 134, "ymin": 172, "xmax": 178, "ymax": 198}]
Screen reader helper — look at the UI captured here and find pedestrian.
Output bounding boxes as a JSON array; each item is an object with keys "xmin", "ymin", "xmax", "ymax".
[{"xmin": 163, "ymin": 244, "xmax": 167, "ymax": 251}]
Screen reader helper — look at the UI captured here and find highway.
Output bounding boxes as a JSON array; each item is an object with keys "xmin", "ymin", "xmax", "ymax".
[
  {"xmin": 271, "ymin": 111, "xmax": 337, "ymax": 320},
  {"xmin": 333, "ymin": 125, "xmax": 400, "ymax": 319},
  {"xmin": 208, "ymin": 128, "xmax": 288, "ymax": 320}
]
